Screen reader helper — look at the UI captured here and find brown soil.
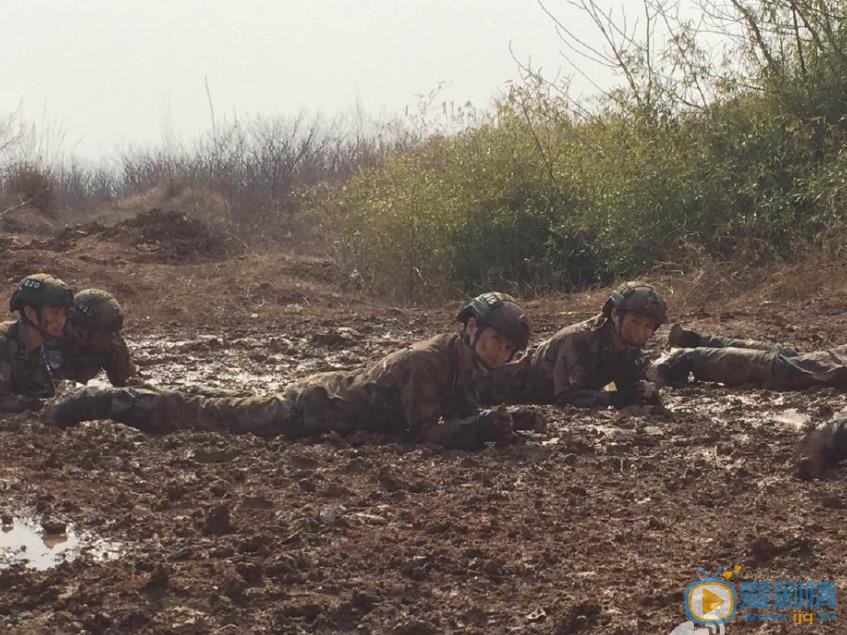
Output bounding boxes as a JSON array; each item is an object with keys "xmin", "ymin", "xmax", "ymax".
[{"xmin": 1, "ymin": 212, "xmax": 847, "ymax": 633}]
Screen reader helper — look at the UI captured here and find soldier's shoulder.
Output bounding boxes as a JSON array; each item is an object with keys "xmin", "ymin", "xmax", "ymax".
[
  {"xmin": 546, "ymin": 315, "xmax": 603, "ymax": 344},
  {"xmin": 405, "ymin": 333, "xmax": 458, "ymax": 368}
]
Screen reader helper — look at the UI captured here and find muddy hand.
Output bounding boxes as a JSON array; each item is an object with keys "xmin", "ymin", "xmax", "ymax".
[
  {"xmin": 509, "ymin": 407, "xmax": 546, "ymax": 432},
  {"xmin": 476, "ymin": 407, "xmax": 515, "ymax": 442}
]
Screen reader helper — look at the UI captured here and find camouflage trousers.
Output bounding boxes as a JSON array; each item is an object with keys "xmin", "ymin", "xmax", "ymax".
[
  {"xmin": 694, "ymin": 333, "xmax": 799, "ymax": 357},
  {"xmin": 99, "ymin": 384, "xmax": 358, "ymax": 438},
  {"xmin": 671, "ymin": 339, "xmax": 847, "ymax": 390}
]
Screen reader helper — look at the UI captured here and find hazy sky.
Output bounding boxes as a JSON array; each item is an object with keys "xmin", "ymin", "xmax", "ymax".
[{"xmin": 2, "ymin": 0, "xmax": 706, "ymax": 159}]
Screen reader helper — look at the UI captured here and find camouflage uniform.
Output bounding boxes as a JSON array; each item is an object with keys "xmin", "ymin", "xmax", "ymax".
[
  {"xmin": 54, "ymin": 332, "xmax": 521, "ymax": 450},
  {"xmin": 477, "ymin": 314, "xmax": 649, "ymax": 408},
  {"xmin": 44, "ymin": 322, "xmax": 136, "ymax": 386},
  {"xmin": 656, "ymin": 334, "xmax": 847, "ymax": 389},
  {"xmin": 0, "ymin": 320, "xmax": 56, "ymax": 412}
]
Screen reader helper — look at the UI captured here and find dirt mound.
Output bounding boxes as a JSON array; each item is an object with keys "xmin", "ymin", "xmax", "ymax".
[{"xmin": 33, "ymin": 209, "xmax": 234, "ymax": 263}]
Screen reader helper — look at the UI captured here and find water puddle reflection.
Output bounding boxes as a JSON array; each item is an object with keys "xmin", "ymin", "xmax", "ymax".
[{"xmin": 0, "ymin": 516, "xmax": 121, "ymax": 570}]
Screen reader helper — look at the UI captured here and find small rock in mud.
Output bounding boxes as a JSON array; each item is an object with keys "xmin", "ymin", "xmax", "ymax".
[
  {"xmin": 1, "ymin": 511, "xmax": 12, "ymax": 525},
  {"xmin": 201, "ymin": 504, "xmax": 233, "ymax": 535},
  {"xmin": 42, "ymin": 518, "xmax": 67, "ymax": 534},
  {"xmin": 554, "ymin": 601, "xmax": 601, "ymax": 633},
  {"xmin": 141, "ymin": 565, "xmax": 170, "ymax": 592},
  {"xmin": 392, "ymin": 621, "xmax": 437, "ymax": 635}
]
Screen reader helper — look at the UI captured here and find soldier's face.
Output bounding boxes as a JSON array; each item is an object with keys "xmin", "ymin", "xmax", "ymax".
[
  {"xmin": 469, "ymin": 322, "xmax": 517, "ymax": 369},
  {"xmin": 25, "ymin": 305, "xmax": 67, "ymax": 339},
  {"xmin": 619, "ymin": 312, "xmax": 658, "ymax": 347}
]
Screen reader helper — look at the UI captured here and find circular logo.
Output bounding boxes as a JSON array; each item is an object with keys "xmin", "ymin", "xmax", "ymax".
[{"xmin": 685, "ymin": 579, "xmax": 736, "ymax": 624}]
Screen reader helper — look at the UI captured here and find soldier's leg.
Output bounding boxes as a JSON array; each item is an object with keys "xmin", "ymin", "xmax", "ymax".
[
  {"xmin": 650, "ymin": 347, "xmax": 818, "ymax": 389},
  {"xmin": 668, "ymin": 324, "xmax": 798, "ymax": 355},
  {"xmin": 50, "ymin": 386, "xmax": 307, "ymax": 439}
]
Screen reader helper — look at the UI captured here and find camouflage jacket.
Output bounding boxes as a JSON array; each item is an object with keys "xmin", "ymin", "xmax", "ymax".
[
  {"xmin": 289, "ymin": 332, "xmax": 491, "ymax": 449},
  {"xmin": 480, "ymin": 314, "xmax": 647, "ymax": 408},
  {"xmin": 44, "ymin": 322, "xmax": 136, "ymax": 386},
  {"xmin": 0, "ymin": 320, "xmax": 56, "ymax": 412}
]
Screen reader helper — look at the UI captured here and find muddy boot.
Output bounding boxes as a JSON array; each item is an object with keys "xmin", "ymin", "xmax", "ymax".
[
  {"xmin": 647, "ymin": 350, "xmax": 693, "ymax": 386},
  {"xmin": 48, "ymin": 386, "xmax": 119, "ymax": 428},
  {"xmin": 667, "ymin": 323, "xmax": 701, "ymax": 348},
  {"xmin": 796, "ymin": 417, "xmax": 847, "ymax": 480}
]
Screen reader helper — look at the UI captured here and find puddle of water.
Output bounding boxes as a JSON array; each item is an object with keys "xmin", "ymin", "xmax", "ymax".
[
  {"xmin": 0, "ymin": 517, "xmax": 122, "ymax": 571},
  {"xmin": 773, "ymin": 409, "xmax": 811, "ymax": 430}
]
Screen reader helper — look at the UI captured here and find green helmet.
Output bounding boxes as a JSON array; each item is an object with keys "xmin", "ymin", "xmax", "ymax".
[
  {"xmin": 602, "ymin": 281, "xmax": 667, "ymax": 325},
  {"xmin": 9, "ymin": 273, "xmax": 73, "ymax": 312},
  {"xmin": 69, "ymin": 289, "xmax": 125, "ymax": 332},
  {"xmin": 457, "ymin": 292, "xmax": 531, "ymax": 351}
]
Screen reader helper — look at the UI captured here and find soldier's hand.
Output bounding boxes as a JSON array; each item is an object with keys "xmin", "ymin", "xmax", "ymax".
[
  {"xmin": 570, "ymin": 389, "xmax": 608, "ymax": 408},
  {"xmin": 509, "ymin": 407, "xmax": 546, "ymax": 432},
  {"xmin": 475, "ymin": 408, "xmax": 514, "ymax": 442}
]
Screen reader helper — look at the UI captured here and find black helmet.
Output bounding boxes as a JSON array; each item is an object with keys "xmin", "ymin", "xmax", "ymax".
[
  {"xmin": 602, "ymin": 281, "xmax": 668, "ymax": 325},
  {"xmin": 70, "ymin": 289, "xmax": 125, "ymax": 333},
  {"xmin": 9, "ymin": 274, "xmax": 73, "ymax": 313},
  {"xmin": 457, "ymin": 292, "xmax": 531, "ymax": 351}
]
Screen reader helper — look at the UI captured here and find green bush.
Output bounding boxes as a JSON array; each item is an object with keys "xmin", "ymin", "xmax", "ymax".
[{"xmin": 310, "ymin": 1, "xmax": 847, "ymax": 300}]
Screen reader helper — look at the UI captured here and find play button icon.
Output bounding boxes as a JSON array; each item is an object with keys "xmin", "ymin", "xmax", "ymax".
[
  {"xmin": 685, "ymin": 579, "xmax": 736, "ymax": 624},
  {"xmin": 702, "ymin": 588, "xmax": 724, "ymax": 615}
]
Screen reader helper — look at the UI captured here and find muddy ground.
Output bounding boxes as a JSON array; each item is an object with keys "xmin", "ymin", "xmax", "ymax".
[{"xmin": 2, "ymin": 210, "xmax": 847, "ymax": 634}]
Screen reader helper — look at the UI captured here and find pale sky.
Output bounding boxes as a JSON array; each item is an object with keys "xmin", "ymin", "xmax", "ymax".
[{"xmin": 2, "ymin": 0, "xmax": 711, "ymax": 159}]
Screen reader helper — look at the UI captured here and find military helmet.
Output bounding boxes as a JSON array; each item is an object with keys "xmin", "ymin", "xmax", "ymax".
[
  {"xmin": 602, "ymin": 281, "xmax": 668, "ymax": 325},
  {"xmin": 457, "ymin": 291, "xmax": 531, "ymax": 351},
  {"xmin": 69, "ymin": 289, "xmax": 125, "ymax": 332},
  {"xmin": 9, "ymin": 273, "xmax": 74, "ymax": 312}
]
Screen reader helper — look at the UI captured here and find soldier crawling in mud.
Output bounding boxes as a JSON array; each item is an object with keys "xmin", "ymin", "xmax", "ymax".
[
  {"xmin": 476, "ymin": 282, "xmax": 667, "ymax": 409},
  {"xmin": 50, "ymin": 292, "xmax": 542, "ymax": 450},
  {"xmin": 649, "ymin": 323, "xmax": 847, "ymax": 391},
  {"xmin": 648, "ymin": 323, "xmax": 847, "ymax": 480},
  {"xmin": 0, "ymin": 274, "xmax": 74, "ymax": 412},
  {"xmin": 44, "ymin": 289, "xmax": 136, "ymax": 387}
]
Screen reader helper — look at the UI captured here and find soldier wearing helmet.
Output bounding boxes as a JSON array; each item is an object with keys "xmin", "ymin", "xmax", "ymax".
[
  {"xmin": 44, "ymin": 289, "xmax": 136, "ymax": 386},
  {"xmin": 0, "ymin": 273, "xmax": 73, "ymax": 411},
  {"xmin": 477, "ymin": 281, "xmax": 667, "ymax": 409},
  {"xmin": 649, "ymin": 323, "xmax": 847, "ymax": 390},
  {"xmin": 51, "ymin": 292, "xmax": 540, "ymax": 449}
]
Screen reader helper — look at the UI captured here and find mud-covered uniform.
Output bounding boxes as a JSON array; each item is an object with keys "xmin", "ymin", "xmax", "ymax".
[
  {"xmin": 665, "ymin": 334, "xmax": 847, "ymax": 389},
  {"xmin": 44, "ymin": 322, "xmax": 136, "ymax": 386},
  {"xmin": 0, "ymin": 320, "xmax": 56, "ymax": 412},
  {"xmin": 56, "ymin": 333, "xmax": 510, "ymax": 450},
  {"xmin": 477, "ymin": 314, "xmax": 648, "ymax": 408}
]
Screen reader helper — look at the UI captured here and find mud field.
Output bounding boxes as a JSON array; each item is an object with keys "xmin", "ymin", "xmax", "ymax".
[{"xmin": 2, "ymin": 212, "xmax": 847, "ymax": 634}]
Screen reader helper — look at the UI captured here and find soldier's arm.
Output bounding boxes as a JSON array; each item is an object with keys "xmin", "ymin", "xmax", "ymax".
[
  {"xmin": 103, "ymin": 334, "xmax": 136, "ymax": 387},
  {"xmin": 401, "ymin": 361, "xmax": 511, "ymax": 450},
  {"xmin": 551, "ymin": 340, "xmax": 609, "ymax": 408},
  {"xmin": 0, "ymin": 346, "xmax": 42, "ymax": 413},
  {"xmin": 609, "ymin": 352, "xmax": 657, "ymax": 408}
]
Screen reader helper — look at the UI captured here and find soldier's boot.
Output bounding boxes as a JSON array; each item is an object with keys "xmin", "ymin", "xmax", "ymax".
[
  {"xmin": 795, "ymin": 417, "xmax": 847, "ymax": 480},
  {"xmin": 49, "ymin": 386, "xmax": 119, "ymax": 428},
  {"xmin": 667, "ymin": 323, "xmax": 701, "ymax": 348},
  {"xmin": 49, "ymin": 386, "xmax": 168, "ymax": 432},
  {"xmin": 647, "ymin": 350, "xmax": 693, "ymax": 386}
]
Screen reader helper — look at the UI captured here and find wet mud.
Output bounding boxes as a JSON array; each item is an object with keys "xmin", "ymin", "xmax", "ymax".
[{"xmin": 2, "ymin": 217, "xmax": 847, "ymax": 632}]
